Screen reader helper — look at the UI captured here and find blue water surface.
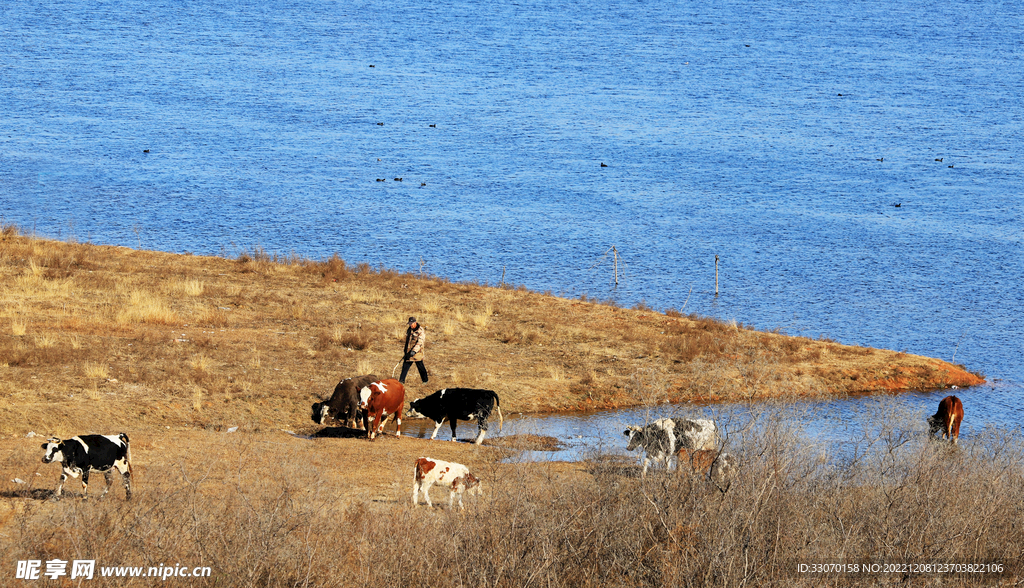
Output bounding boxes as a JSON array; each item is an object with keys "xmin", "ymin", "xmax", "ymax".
[{"xmin": 2, "ymin": 0, "xmax": 1021, "ymax": 435}]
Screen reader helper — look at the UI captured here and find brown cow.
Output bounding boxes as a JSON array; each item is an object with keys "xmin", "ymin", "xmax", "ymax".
[
  {"xmin": 359, "ymin": 379, "xmax": 405, "ymax": 440},
  {"xmin": 927, "ymin": 395, "xmax": 964, "ymax": 444}
]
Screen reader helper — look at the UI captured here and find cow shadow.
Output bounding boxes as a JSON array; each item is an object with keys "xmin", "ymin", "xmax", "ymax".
[
  {"xmin": 312, "ymin": 426, "xmax": 367, "ymax": 439},
  {"xmin": 1, "ymin": 488, "xmax": 55, "ymax": 501}
]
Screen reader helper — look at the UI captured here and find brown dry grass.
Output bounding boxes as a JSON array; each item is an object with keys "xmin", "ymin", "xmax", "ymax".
[
  {"xmin": 0, "ymin": 228, "xmax": 1012, "ymax": 586},
  {"xmin": 1, "ymin": 407, "xmax": 1020, "ymax": 587},
  {"xmin": 0, "ymin": 230, "xmax": 983, "ymax": 440}
]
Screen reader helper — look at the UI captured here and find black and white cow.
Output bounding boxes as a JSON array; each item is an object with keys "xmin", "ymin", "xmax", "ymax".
[
  {"xmin": 41, "ymin": 433, "xmax": 133, "ymax": 499},
  {"xmin": 311, "ymin": 374, "xmax": 379, "ymax": 429},
  {"xmin": 624, "ymin": 418, "xmax": 719, "ymax": 476},
  {"xmin": 407, "ymin": 388, "xmax": 504, "ymax": 445}
]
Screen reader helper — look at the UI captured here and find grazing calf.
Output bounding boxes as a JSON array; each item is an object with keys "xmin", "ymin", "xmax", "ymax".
[
  {"xmin": 412, "ymin": 457, "xmax": 482, "ymax": 509},
  {"xmin": 407, "ymin": 388, "xmax": 504, "ymax": 444},
  {"xmin": 624, "ymin": 417, "xmax": 720, "ymax": 476},
  {"xmin": 928, "ymin": 395, "xmax": 964, "ymax": 444},
  {"xmin": 358, "ymin": 379, "xmax": 405, "ymax": 439},
  {"xmin": 41, "ymin": 433, "xmax": 133, "ymax": 500},
  {"xmin": 677, "ymin": 448, "xmax": 739, "ymax": 493},
  {"xmin": 311, "ymin": 373, "xmax": 379, "ymax": 429},
  {"xmin": 677, "ymin": 448, "xmax": 719, "ymax": 475}
]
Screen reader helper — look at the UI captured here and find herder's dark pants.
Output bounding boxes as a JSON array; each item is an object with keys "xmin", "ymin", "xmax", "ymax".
[{"xmin": 399, "ymin": 361, "xmax": 428, "ymax": 384}]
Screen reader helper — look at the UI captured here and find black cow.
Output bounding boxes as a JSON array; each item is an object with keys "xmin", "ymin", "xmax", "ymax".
[
  {"xmin": 41, "ymin": 433, "xmax": 133, "ymax": 500},
  {"xmin": 407, "ymin": 388, "xmax": 504, "ymax": 445},
  {"xmin": 311, "ymin": 374, "xmax": 379, "ymax": 429}
]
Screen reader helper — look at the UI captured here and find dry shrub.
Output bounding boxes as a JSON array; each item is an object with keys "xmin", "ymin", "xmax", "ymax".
[
  {"xmin": 117, "ymin": 290, "xmax": 178, "ymax": 325},
  {"xmin": 191, "ymin": 383, "xmax": 204, "ymax": 411},
  {"xmin": 627, "ymin": 366, "xmax": 669, "ymax": 406},
  {"xmin": 547, "ymin": 365, "xmax": 565, "ymax": 382},
  {"xmin": 356, "ymin": 358, "xmax": 373, "ymax": 375},
  {"xmin": 190, "ymin": 353, "xmax": 212, "ymax": 373},
  {"xmin": 660, "ymin": 330, "xmax": 730, "ymax": 363},
  {"xmin": 197, "ymin": 306, "xmax": 230, "ymax": 328},
  {"xmin": 777, "ymin": 336, "xmax": 804, "ymax": 356},
  {"xmin": 348, "ymin": 288, "xmax": 387, "ymax": 305},
  {"xmin": 33, "ymin": 333, "xmax": 58, "ymax": 349},
  {"xmin": 330, "ymin": 326, "xmax": 373, "ymax": 351},
  {"xmin": 472, "ymin": 303, "xmax": 493, "ymax": 330},
  {"xmin": 0, "ymin": 340, "xmax": 28, "ymax": 367},
  {"xmin": 11, "ymin": 320, "xmax": 27, "ymax": 337},
  {"xmin": 82, "ymin": 361, "xmax": 109, "ymax": 379},
  {"xmin": 166, "ymin": 277, "xmax": 204, "ymax": 297},
  {"xmin": 498, "ymin": 324, "xmax": 542, "ymax": 345},
  {"xmin": 236, "ymin": 246, "xmax": 279, "ymax": 274},
  {"xmin": 305, "ymin": 253, "xmax": 349, "ymax": 284},
  {"xmin": 632, "ymin": 300, "xmax": 654, "ymax": 312},
  {"xmin": 421, "ymin": 295, "xmax": 443, "ymax": 315}
]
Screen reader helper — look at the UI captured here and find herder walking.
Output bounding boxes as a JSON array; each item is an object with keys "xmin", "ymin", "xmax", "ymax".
[{"xmin": 400, "ymin": 317, "xmax": 429, "ymax": 384}]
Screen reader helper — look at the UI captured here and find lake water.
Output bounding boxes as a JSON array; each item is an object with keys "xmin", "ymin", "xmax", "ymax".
[{"xmin": 2, "ymin": 0, "xmax": 1021, "ymax": 444}]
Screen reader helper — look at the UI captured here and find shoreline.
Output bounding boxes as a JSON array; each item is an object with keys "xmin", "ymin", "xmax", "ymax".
[{"xmin": 0, "ymin": 230, "xmax": 983, "ymax": 436}]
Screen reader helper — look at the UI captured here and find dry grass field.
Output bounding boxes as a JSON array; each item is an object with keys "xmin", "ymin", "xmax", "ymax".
[
  {"xmin": 2, "ymin": 228, "xmax": 1012, "ymax": 587},
  {"xmin": 0, "ymin": 228, "xmax": 982, "ymax": 439},
  {"xmin": 2, "ymin": 406, "xmax": 1021, "ymax": 587}
]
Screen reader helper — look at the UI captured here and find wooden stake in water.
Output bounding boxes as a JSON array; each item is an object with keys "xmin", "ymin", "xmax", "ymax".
[
  {"xmin": 612, "ymin": 246, "xmax": 619, "ymax": 286},
  {"xmin": 589, "ymin": 246, "xmax": 622, "ymax": 287},
  {"xmin": 715, "ymin": 255, "xmax": 719, "ymax": 297}
]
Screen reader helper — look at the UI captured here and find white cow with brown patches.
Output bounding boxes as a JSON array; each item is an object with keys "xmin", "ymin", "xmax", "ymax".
[{"xmin": 412, "ymin": 457, "xmax": 482, "ymax": 509}]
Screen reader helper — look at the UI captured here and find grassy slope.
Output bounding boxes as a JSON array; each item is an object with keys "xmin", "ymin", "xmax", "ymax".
[
  {"xmin": 3, "ymin": 232, "xmax": 1019, "ymax": 588},
  {"xmin": 0, "ymin": 231, "xmax": 983, "ymax": 438}
]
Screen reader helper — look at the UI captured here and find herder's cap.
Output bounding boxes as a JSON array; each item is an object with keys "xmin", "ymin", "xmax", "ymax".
[{"xmin": 408, "ymin": 317, "xmax": 417, "ymax": 324}]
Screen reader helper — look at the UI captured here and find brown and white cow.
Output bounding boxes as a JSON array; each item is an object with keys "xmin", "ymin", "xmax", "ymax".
[
  {"xmin": 677, "ymin": 448, "xmax": 719, "ymax": 475},
  {"xmin": 412, "ymin": 457, "xmax": 482, "ymax": 509},
  {"xmin": 927, "ymin": 395, "xmax": 964, "ymax": 444},
  {"xmin": 678, "ymin": 448, "xmax": 739, "ymax": 493},
  {"xmin": 358, "ymin": 379, "xmax": 405, "ymax": 440}
]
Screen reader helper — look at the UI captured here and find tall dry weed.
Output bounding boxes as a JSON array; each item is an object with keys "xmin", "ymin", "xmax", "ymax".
[
  {"xmin": 166, "ymin": 277, "xmax": 204, "ymax": 297},
  {"xmin": 82, "ymin": 361, "xmax": 109, "ymax": 379},
  {"xmin": 117, "ymin": 289, "xmax": 178, "ymax": 325},
  {"xmin": 472, "ymin": 303, "xmax": 493, "ymax": 330}
]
